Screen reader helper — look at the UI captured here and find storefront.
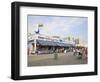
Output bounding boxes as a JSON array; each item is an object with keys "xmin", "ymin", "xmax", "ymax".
[{"xmin": 28, "ymin": 39, "xmax": 75, "ymax": 55}]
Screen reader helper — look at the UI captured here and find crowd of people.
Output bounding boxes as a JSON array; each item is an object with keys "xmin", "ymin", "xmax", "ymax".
[{"xmin": 73, "ymin": 47, "xmax": 88, "ymax": 59}]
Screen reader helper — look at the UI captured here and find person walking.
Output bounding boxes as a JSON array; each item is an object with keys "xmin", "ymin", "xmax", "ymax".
[
  {"xmin": 73, "ymin": 48, "xmax": 77, "ymax": 56},
  {"xmin": 85, "ymin": 48, "xmax": 88, "ymax": 58}
]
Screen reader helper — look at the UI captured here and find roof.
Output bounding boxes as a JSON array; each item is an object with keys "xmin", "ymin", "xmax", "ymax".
[{"xmin": 37, "ymin": 40, "xmax": 74, "ymax": 47}]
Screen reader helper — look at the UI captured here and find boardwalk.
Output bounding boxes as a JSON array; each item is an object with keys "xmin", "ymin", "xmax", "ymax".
[{"xmin": 28, "ymin": 52, "xmax": 87, "ymax": 67}]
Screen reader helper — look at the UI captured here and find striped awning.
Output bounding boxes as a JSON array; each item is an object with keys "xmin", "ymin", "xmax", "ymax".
[{"xmin": 37, "ymin": 40, "xmax": 74, "ymax": 47}]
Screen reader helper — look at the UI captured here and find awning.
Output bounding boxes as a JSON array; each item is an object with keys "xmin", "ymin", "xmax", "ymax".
[
  {"xmin": 37, "ymin": 40, "xmax": 56, "ymax": 46},
  {"xmin": 37, "ymin": 40, "xmax": 74, "ymax": 47}
]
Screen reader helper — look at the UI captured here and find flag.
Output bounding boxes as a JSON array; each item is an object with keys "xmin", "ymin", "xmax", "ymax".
[{"xmin": 38, "ymin": 24, "xmax": 43, "ymax": 27}]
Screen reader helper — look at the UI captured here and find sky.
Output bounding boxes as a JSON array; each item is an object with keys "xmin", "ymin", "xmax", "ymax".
[{"xmin": 27, "ymin": 15, "xmax": 88, "ymax": 43}]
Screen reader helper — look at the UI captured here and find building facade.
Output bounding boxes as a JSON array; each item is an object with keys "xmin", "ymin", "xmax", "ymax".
[{"xmin": 28, "ymin": 33, "xmax": 77, "ymax": 55}]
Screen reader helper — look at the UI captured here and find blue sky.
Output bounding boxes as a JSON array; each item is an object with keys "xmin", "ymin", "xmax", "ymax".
[{"xmin": 28, "ymin": 15, "xmax": 88, "ymax": 43}]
